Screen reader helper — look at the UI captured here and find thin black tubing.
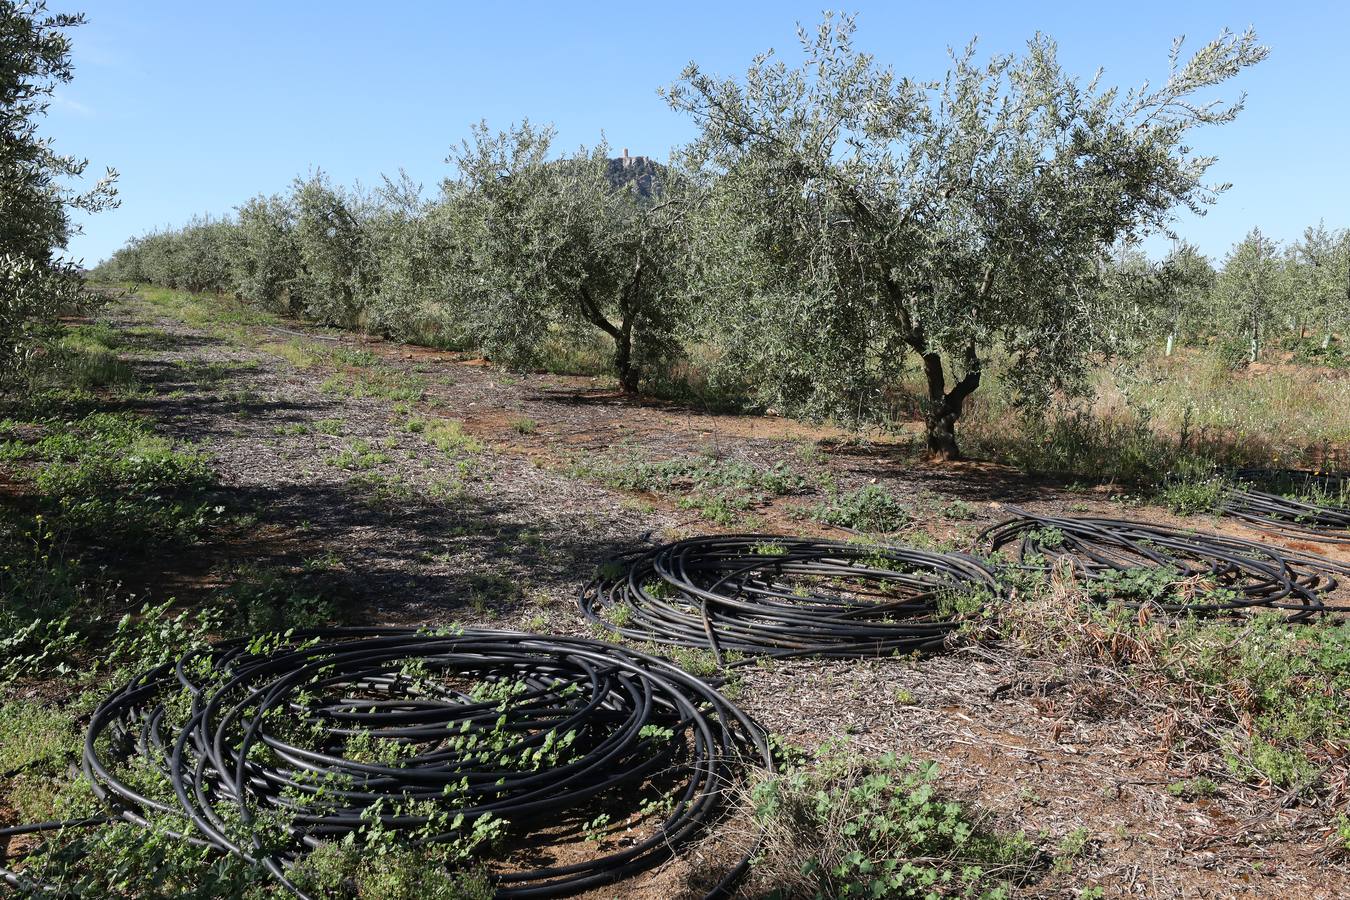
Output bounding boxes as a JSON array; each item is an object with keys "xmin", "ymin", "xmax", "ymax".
[
  {"xmin": 979, "ymin": 507, "xmax": 1350, "ymax": 621},
  {"xmin": 0, "ymin": 628, "xmax": 771, "ymax": 899},
  {"xmin": 580, "ymin": 534, "xmax": 1003, "ymax": 659},
  {"xmin": 1221, "ymin": 469, "xmax": 1350, "ymax": 543}
]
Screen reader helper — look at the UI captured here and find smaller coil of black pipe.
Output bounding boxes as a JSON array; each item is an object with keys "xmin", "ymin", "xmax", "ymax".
[
  {"xmin": 1221, "ymin": 469, "xmax": 1350, "ymax": 542},
  {"xmin": 980, "ymin": 508, "xmax": 1350, "ymax": 621},
  {"xmin": 581, "ymin": 534, "xmax": 1002, "ymax": 660},
  {"xmin": 1, "ymin": 628, "xmax": 771, "ymax": 899}
]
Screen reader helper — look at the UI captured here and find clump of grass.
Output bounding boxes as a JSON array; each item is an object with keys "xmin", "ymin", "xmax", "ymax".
[
  {"xmin": 323, "ymin": 346, "xmax": 382, "ymax": 368},
  {"xmin": 320, "ymin": 369, "xmax": 425, "ymax": 402},
  {"xmin": 25, "ymin": 323, "xmax": 140, "ymax": 395},
  {"xmin": 137, "ymin": 285, "xmax": 279, "ymax": 332},
  {"xmin": 534, "ymin": 334, "xmax": 612, "ymax": 377},
  {"xmin": 510, "ymin": 416, "xmax": 537, "ymax": 435},
  {"xmin": 406, "ymin": 416, "xmax": 482, "ymax": 455},
  {"xmin": 260, "ymin": 340, "xmax": 318, "ymax": 368},
  {"xmin": 571, "ymin": 452, "xmax": 810, "ymax": 523},
  {"xmin": 0, "ymin": 700, "xmax": 78, "ymax": 775}
]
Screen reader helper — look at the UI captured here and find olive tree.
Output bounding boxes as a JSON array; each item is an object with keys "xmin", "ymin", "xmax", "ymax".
[
  {"xmin": 172, "ymin": 215, "xmax": 233, "ymax": 293},
  {"xmin": 446, "ymin": 121, "xmax": 686, "ymax": 391},
  {"xmin": 1216, "ymin": 228, "xmax": 1282, "ymax": 362},
  {"xmin": 229, "ymin": 192, "xmax": 302, "ymax": 313},
  {"xmin": 1295, "ymin": 223, "xmax": 1350, "ymax": 349},
  {"xmin": 363, "ymin": 172, "xmax": 462, "ymax": 344},
  {"xmin": 290, "ymin": 171, "xmax": 376, "ymax": 328},
  {"xmin": 1, "ymin": 1, "xmax": 117, "ymax": 387},
  {"xmin": 665, "ymin": 14, "xmax": 1266, "ymax": 458}
]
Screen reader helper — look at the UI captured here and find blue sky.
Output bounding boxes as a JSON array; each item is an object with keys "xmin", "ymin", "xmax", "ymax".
[{"xmin": 48, "ymin": 1, "xmax": 1349, "ymax": 264}]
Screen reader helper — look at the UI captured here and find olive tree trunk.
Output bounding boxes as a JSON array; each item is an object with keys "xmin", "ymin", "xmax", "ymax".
[
  {"xmin": 579, "ymin": 285, "xmax": 640, "ymax": 393},
  {"xmin": 921, "ymin": 350, "xmax": 981, "ymax": 461}
]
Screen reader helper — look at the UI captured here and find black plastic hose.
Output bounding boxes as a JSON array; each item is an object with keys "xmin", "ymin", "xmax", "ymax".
[
  {"xmin": 581, "ymin": 534, "xmax": 1002, "ymax": 660},
  {"xmin": 1221, "ymin": 469, "xmax": 1350, "ymax": 542},
  {"xmin": 1, "ymin": 628, "xmax": 771, "ymax": 898},
  {"xmin": 980, "ymin": 508, "xmax": 1350, "ymax": 621}
]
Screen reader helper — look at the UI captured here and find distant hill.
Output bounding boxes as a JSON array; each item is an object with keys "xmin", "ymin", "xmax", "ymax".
[{"xmin": 605, "ymin": 151, "xmax": 663, "ymax": 199}]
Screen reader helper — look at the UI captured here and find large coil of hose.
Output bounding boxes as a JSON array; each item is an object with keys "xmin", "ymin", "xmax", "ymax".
[
  {"xmin": 1, "ymin": 628, "xmax": 771, "ymax": 898},
  {"xmin": 580, "ymin": 534, "xmax": 1002, "ymax": 660},
  {"xmin": 980, "ymin": 508, "xmax": 1350, "ymax": 621}
]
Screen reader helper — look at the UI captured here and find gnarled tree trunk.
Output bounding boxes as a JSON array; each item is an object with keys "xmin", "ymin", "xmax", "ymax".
[
  {"xmin": 579, "ymin": 284, "xmax": 639, "ymax": 393},
  {"xmin": 921, "ymin": 348, "xmax": 981, "ymax": 461}
]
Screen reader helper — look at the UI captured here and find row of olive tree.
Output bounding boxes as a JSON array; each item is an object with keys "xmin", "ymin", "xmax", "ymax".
[
  {"xmin": 1104, "ymin": 224, "xmax": 1350, "ymax": 364},
  {"xmin": 100, "ymin": 16, "xmax": 1268, "ymax": 458},
  {"xmin": 2, "ymin": 1, "xmax": 117, "ymax": 390}
]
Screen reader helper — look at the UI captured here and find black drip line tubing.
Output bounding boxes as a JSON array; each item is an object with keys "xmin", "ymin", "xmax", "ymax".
[
  {"xmin": 980, "ymin": 507, "xmax": 1350, "ymax": 621},
  {"xmin": 580, "ymin": 534, "xmax": 1003, "ymax": 661},
  {"xmin": 1220, "ymin": 469, "xmax": 1350, "ymax": 543},
  {"xmin": 0, "ymin": 628, "xmax": 771, "ymax": 899}
]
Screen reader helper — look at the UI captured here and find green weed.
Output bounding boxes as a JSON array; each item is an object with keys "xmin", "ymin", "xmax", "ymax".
[{"xmin": 813, "ymin": 484, "xmax": 909, "ymax": 533}]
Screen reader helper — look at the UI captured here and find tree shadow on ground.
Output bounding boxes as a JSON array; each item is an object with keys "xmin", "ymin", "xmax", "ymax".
[
  {"xmin": 820, "ymin": 440, "xmax": 1072, "ymax": 505},
  {"xmin": 216, "ymin": 476, "xmax": 641, "ymax": 625}
]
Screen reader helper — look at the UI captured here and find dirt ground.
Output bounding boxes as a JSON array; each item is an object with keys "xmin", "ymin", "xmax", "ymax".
[{"xmin": 77, "ymin": 292, "xmax": 1350, "ymax": 898}]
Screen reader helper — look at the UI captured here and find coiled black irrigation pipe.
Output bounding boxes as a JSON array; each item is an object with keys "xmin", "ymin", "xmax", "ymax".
[
  {"xmin": 1221, "ymin": 468, "xmax": 1350, "ymax": 542},
  {"xmin": 980, "ymin": 508, "xmax": 1350, "ymax": 621},
  {"xmin": 0, "ymin": 628, "xmax": 771, "ymax": 898},
  {"xmin": 581, "ymin": 534, "xmax": 1003, "ymax": 660},
  {"xmin": 6, "ymin": 512, "xmax": 1349, "ymax": 895}
]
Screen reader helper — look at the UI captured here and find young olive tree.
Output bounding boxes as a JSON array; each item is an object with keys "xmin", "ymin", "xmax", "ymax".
[
  {"xmin": 1158, "ymin": 242, "xmax": 1217, "ymax": 355},
  {"xmin": 229, "ymin": 192, "xmax": 302, "ymax": 313},
  {"xmin": 1, "ymin": 1, "xmax": 117, "ymax": 388},
  {"xmin": 1295, "ymin": 223, "xmax": 1350, "ymax": 349},
  {"xmin": 290, "ymin": 171, "xmax": 377, "ymax": 328},
  {"xmin": 1216, "ymin": 228, "xmax": 1282, "ymax": 362},
  {"xmin": 665, "ymin": 14, "xmax": 1266, "ymax": 458},
  {"xmin": 446, "ymin": 122, "xmax": 686, "ymax": 392}
]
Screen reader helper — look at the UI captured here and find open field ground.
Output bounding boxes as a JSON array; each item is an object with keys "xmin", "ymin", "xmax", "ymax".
[{"xmin": 2, "ymin": 286, "xmax": 1348, "ymax": 898}]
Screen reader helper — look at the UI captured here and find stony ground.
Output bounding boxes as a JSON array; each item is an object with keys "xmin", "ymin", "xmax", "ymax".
[{"xmin": 86, "ymin": 290, "xmax": 1350, "ymax": 899}]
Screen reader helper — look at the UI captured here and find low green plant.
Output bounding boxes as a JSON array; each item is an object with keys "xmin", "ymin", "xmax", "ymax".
[
  {"xmin": 1157, "ymin": 461, "xmax": 1229, "ymax": 515},
  {"xmin": 3, "ymin": 412, "xmax": 222, "ymax": 546},
  {"xmin": 751, "ymin": 743, "xmax": 1041, "ymax": 897},
  {"xmin": 812, "ymin": 484, "xmax": 910, "ymax": 533},
  {"xmin": 220, "ymin": 566, "xmax": 348, "ymax": 635},
  {"xmin": 326, "ymin": 439, "xmax": 389, "ymax": 471},
  {"xmin": 1166, "ymin": 777, "xmax": 1218, "ymax": 800},
  {"xmin": 991, "ymin": 581, "xmax": 1350, "ymax": 795}
]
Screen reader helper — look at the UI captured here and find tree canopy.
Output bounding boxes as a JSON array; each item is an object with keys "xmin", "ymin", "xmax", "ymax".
[
  {"xmin": 665, "ymin": 14, "xmax": 1267, "ymax": 457},
  {"xmin": 1, "ymin": 0, "xmax": 117, "ymax": 387},
  {"xmin": 445, "ymin": 122, "xmax": 688, "ymax": 391}
]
